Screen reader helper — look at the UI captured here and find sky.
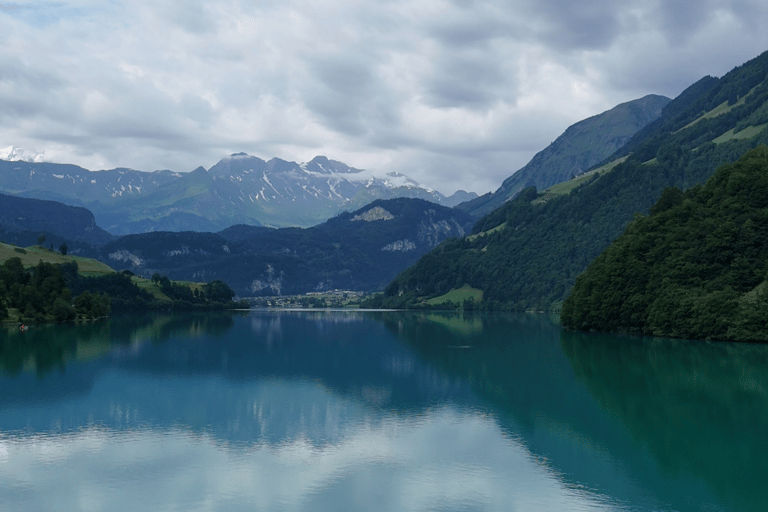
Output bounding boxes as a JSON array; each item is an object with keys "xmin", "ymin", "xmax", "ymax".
[{"xmin": 2, "ymin": 1, "xmax": 768, "ymax": 195}]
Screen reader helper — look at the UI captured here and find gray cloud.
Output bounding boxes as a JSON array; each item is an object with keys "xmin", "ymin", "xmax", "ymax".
[
  {"xmin": 304, "ymin": 55, "xmax": 379, "ymax": 136},
  {"xmin": 422, "ymin": 51, "xmax": 513, "ymax": 109},
  {"xmin": 1, "ymin": 0, "xmax": 768, "ymax": 194},
  {"xmin": 524, "ymin": 0, "xmax": 626, "ymax": 50}
]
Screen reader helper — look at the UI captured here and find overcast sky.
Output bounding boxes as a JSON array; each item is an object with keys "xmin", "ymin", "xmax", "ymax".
[{"xmin": 2, "ymin": 1, "xmax": 768, "ymax": 195}]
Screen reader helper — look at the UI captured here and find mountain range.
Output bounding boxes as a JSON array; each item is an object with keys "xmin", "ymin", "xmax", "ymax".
[
  {"xmin": 0, "ymin": 90, "xmax": 678, "ymax": 239},
  {"xmin": 0, "ymin": 190, "xmax": 472, "ymax": 296},
  {"xmin": 6, "ymin": 49, "xmax": 768, "ymax": 305},
  {"xmin": 98, "ymin": 197, "xmax": 473, "ymax": 296},
  {"xmin": 0, "ymin": 87, "xmax": 678, "ymax": 298},
  {"xmin": 0, "ymin": 92, "xmax": 677, "ymax": 235},
  {"xmin": 376, "ymin": 49, "xmax": 768, "ymax": 311},
  {"xmin": 0, "ymin": 154, "xmax": 475, "ymax": 234}
]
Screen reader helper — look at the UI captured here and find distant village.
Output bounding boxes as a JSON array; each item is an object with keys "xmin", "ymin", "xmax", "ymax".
[{"xmin": 246, "ymin": 290, "xmax": 367, "ymax": 309}]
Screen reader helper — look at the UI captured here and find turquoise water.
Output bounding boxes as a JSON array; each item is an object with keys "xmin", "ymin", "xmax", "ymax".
[{"xmin": 0, "ymin": 310, "xmax": 766, "ymax": 511}]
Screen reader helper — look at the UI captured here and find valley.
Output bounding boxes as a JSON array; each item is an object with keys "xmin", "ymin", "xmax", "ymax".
[
  {"xmin": 374, "ymin": 49, "xmax": 768, "ymax": 334},
  {"xmin": 3, "ymin": 49, "xmax": 768, "ymax": 342}
]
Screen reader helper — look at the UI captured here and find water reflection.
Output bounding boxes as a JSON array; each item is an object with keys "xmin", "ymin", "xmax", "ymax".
[
  {"xmin": 0, "ymin": 311, "xmax": 476, "ymax": 448},
  {"xmin": 385, "ymin": 310, "xmax": 768, "ymax": 512},
  {"xmin": 0, "ymin": 313, "xmax": 236, "ymax": 377},
  {"xmin": 562, "ymin": 330, "xmax": 768, "ymax": 511},
  {"xmin": 0, "ymin": 311, "xmax": 765, "ymax": 511},
  {"xmin": 1, "ymin": 407, "xmax": 617, "ymax": 512}
]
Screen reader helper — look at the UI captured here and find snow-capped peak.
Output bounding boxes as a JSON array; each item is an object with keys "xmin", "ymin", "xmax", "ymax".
[
  {"xmin": 383, "ymin": 171, "xmax": 420, "ymax": 189},
  {"xmin": 0, "ymin": 146, "xmax": 46, "ymax": 163}
]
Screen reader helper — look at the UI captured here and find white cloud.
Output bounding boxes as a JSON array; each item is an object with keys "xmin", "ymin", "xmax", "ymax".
[{"xmin": 2, "ymin": 0, "xmax": 768, "ymax": 194}]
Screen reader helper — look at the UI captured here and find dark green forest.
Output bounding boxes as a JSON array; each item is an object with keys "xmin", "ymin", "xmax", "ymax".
[
  {"xmin": 0, "ymin": 259, "xmax": 110, "ymax": 323},
  {"xmin": 0, "ymin": 192, "xmax": 113, "ymax": 254},
  {"xmin": 0, "ymin": 257, "xmax": 244, "ymax": 324},
  {"xmin": 374, "ymin": 49, "xmax": 768, "ymax": 312},
  {"xmin": 561, "ymin": 146, "xmax": 768, "ymax": 342},
  {"xmin": 98, "ymin": 198, "xmax": 473, "ymax": 296}
]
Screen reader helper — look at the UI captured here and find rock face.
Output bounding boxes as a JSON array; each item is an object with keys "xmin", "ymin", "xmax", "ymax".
[
  {"xmin": 382, "ymin": 240, "xmax": 416, "ymax": 252},
  {"xmin": 352, "ymin": 206, "xmax": 395, "ymax": 222},
  {"xmin": 250, "ymin": 265, "xmax": 284, "ymax": 295},
  {"xmin": 108, "ymin": 249, "xmax": 143, "ymax": 266}
]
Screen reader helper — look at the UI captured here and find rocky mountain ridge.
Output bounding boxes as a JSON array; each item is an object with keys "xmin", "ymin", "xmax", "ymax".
[
  {"xmin": 0, "ymin": 154, "xmax": 476, "ymax": 233},
  {"xmin": 377, "ymin": 49, "xmax": 768, "ymax": 310},
  {"xmin": 458, "ymin": 94, "xmax": 671, "ymax": 217}
]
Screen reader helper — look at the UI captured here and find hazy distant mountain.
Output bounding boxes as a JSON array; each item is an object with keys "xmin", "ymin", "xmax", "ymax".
[
  {"xmin": 0, "ymin": 160, "xmax": 180, "ymax": 205},
  {"xmin": 0, "ymin": 154, "xmax": 476, "ymax": 233},
  {"xmin": 0, "ymin": 193, "xmax": 114, "ymax": 252},
  {"xmin": 443, "ymin": 189, "xmax": 479, "ymax": 207},
  {"xmin": 458, "ymin": 94, "xmax": 671, "ymax": 218}
]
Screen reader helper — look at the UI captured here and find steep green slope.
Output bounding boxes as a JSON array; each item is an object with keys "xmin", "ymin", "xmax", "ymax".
[
  {"xmin": 458, "ymin": 94, "xmax": 670, "ymax": 218},
  {"xmin": 376, "ymin": 49, "xmax": 768, "ymax": 311},
  {"xmin": 562, "ymin": 146, "xmax": 768, "ymax": 342}
]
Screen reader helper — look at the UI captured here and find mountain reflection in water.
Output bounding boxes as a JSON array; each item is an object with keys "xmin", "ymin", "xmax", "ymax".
[
  {"xmin": 0, "ymin": 310, "xmax": 765, "ymax": 511},
  {"xmin": 561, "ymin": 330, "xmax": 768, "ymax": 512}
]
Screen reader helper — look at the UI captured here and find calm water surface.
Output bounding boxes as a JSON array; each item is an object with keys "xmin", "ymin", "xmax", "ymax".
[{"xmin": 0, "ymin": 310, "xmax": 766, "ymax": 511}]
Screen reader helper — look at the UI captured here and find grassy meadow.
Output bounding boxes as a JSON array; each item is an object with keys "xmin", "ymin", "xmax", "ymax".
[{"xmin": 0, "ymin": 243, "xmax": 115, "ymax": 275}]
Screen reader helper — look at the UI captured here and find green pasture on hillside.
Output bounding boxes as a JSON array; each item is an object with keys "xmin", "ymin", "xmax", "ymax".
[
  {"xmin": 466, "ymin": 222, "xmax": 506, "ymax": 241},
  {"xmin": 713, "ymin": 124, "xmax": 767, "ymax": 144},
  {"xmin": 425, "ymin": 285, "xmax": 483, "ymax": 306},
  {"xmin": 533, "ymin": 156, "xmax": 628, "ymax": 204},
  {"xmin": 0, "ymin": 243, "xmax": 115, "ymax": 275}
]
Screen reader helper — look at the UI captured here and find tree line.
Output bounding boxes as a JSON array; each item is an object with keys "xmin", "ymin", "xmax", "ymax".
[
  {"xmin": 372, "ymin": 51, "xmax": 768, "ymax": 312},
  {"xmin": 0, "ymin": 258, "xmax": 245, "ymax": 324},
  {"xmin": 0, "ymin": 258, "xmax": 110, "ymax": 323},
  {"xmin": 561, "ymin": 146, "xmax": 768, "ymax": 342}
]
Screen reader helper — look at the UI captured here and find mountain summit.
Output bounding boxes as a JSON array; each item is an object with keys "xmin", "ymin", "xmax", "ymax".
[
  {"xmin": 0, "ymin": 146, "xmax": 46, "ymax": 163},
  {"xmin": 458, "ymin": 94, "xmax": 671, "ymax": 217},
  {"xmin": 378, "ymin": 49, "xmax": 768, "ymax": 311},
  {"xmin": 0, "ymin": 154, "xmax": 476, "ymax": 233}
]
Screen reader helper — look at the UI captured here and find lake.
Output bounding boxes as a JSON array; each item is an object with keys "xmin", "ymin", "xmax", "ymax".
[{"xmin": 0, "ymin": 310, "xmax": 766, "ymax": 511}]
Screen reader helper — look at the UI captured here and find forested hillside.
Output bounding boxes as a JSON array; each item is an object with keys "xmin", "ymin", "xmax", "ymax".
[
  {"xmin": 0, "ymin": 193, "xmax": 114, "ymax": 254},
  {"xmin": 375, "ymin": 49, "xmax": 768, "ymax": 311},
  {"xmin": 0, "ymin": 247, "xmax": 244, "ymax": 323},
  {"xmin": 98, "ymin": 198, "xmax": 473, "ymax": 296},
  {"xmin": 561, "ymin": 147, "xmax": 768, "ymax": 342}
]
